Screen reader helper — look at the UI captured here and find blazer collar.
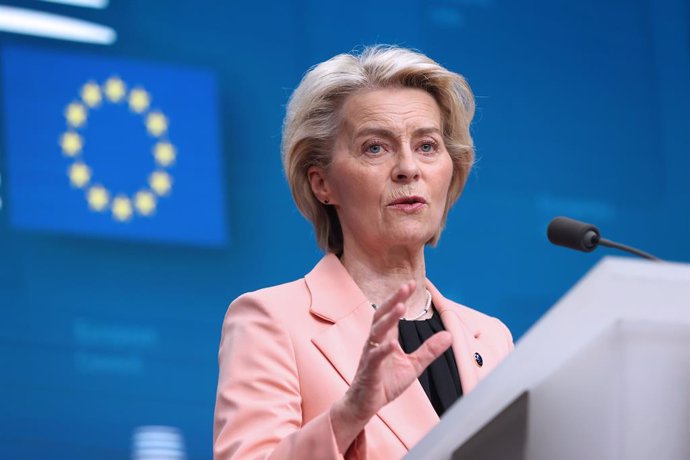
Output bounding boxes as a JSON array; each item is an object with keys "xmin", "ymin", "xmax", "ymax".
[
  {"xmin": 426, "ymin": 280, "xmax": 481, "ymax": 394},
  {"xmin": 305, "ymin": 253, "xmax": 371, "ymax": 322}
]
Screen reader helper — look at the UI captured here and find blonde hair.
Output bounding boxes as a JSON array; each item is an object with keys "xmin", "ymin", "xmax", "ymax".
[{"xmin": 282, "ymin": 45, "xmax": 475, "ymax": 254}]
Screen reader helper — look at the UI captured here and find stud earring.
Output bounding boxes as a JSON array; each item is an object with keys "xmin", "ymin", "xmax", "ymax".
[{"xmin": 323, "ymin": 199, "xmax": 329, "ymax": 204}]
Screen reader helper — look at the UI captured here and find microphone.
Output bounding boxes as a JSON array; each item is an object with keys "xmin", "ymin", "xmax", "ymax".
[{"xmin": 547, "ymin": 216, "xmax": 661, "ymax": 261}]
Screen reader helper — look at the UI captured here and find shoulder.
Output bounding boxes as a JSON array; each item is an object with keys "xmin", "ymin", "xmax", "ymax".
[
  {"xmin": 224, "ymin": 277, "xmax": 311, "ymax": 324},
  {"xmin": 218, "ymin": 277, "xmax": 313, "ymax": 370},
  {"xmin": 429, "ymin": 284, "xmax": 514, "ymax": 353},
  {"xmin": 459, "ymin": 299, "xmax": 511, "ymax": 333},
  {"xmin": 448, "ymin": 298, "xmax": 505, "ymax": 329}
]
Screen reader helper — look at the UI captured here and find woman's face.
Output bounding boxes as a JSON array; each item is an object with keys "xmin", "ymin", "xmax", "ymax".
[{"xmin": 310, "ymin": 87, "xmax": 453, "ymax": 254}]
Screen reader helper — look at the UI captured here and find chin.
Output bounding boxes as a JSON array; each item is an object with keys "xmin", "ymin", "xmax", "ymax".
[{"xmin": 382, "ymin": 226, "xmax": 437, "ymax": 248}]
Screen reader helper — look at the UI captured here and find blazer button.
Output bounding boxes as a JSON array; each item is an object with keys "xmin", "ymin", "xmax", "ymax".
[{"xmin": 474, "ymin": 352, "xmax": 483, "ymax": 367}]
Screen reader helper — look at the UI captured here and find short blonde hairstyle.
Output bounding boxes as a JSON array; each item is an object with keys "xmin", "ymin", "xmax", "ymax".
[{"xmin": 282, "ymin": 45, "xmax": 475, "ymax": 254}]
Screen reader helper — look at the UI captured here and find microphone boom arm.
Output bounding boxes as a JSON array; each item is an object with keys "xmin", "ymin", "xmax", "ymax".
[{"xmin": 598, "ymin": 237, "xmax": 660, "ymax": 261}]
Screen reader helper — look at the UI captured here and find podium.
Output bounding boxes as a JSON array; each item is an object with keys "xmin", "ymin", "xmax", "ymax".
[{"xmin": 405, "ymin": 257, "xmax": 690, "ymax": 460}]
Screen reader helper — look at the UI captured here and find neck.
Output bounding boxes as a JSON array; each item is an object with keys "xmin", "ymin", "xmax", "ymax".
[{"xmin": 340, "ymin": 240, "xmax": 430, "ymax": 320}]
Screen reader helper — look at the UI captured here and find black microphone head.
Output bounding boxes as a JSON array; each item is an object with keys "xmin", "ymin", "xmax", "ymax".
[{"xmin": 547, "ymin": 216, "xmax": 601, "ymax": 252}]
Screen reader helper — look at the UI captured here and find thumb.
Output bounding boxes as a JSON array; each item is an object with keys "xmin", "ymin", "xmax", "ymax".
[{"xmin": 409, "ymin": 331, "xmax": 452, "ymax": 376}]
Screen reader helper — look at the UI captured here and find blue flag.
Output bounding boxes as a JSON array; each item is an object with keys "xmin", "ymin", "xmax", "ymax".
[{"xmin": 1, "ymin": 44, "xmax": 227, "ymax": 246}]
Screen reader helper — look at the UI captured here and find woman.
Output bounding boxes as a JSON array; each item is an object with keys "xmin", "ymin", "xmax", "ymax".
[{"xmin": 214, "ymin": 45, "xmax": 513, "ymax": 460}]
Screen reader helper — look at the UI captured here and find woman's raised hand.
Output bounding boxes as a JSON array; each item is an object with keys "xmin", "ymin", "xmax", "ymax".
[{"xmin": 330, "ymin": 281, "xmax": 453, "ymax": 453}]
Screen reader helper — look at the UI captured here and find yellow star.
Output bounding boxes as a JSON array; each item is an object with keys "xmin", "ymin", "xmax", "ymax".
[
  {"xmin": 68, "ymin": 162, "xmax": 91, "ymax": 188},
  {"xmin": 153, "ymin": 141, "xmax": 176, "ymax": 167},
  {"xmin": 81, "ymin": 81, "xmax": 102, "ymax": 108},
  {"xmin": 104, "ymin": 76, "xmax": 126, "ymax": 103},
  {"xmin": 60, "ymin": 131, "xmax": 83, "ymax": 157},
  {"xmin": 146, "ymin": 111, "xmax": 168, "ymax": 137},
  {"xmin": 65, "ymin": 102, "xmax": 87, "ymax": 128},
  {"xmin": 87, "ymin": 185, "xmax": 110, "ymax": 211},
  {"xmin": 128, "ymin": 87, "xmax": 151, "ymax": 113},
  {"xmin": 149, "ymin": 171, "xmax": 172, "ymax": 196},
  {"xmin": 134, "ymin": 190, "xmax": 157, "ymax": 216},
  {"xmin": 112, "ymin": 195, "xmax": 133, "ymax": 222}
]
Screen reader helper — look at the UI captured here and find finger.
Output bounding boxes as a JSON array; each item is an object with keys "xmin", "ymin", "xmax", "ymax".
[
  {"xmin": 373, "ymin": 280, "xmax": 416, "ymax": 322},
  {"xmin": 409, "ymin": 331, "xmax": 453, "ymax": 375},
  {"xmin": 364, "ymin": 339, "xmax": 399, "ymax": 369},
  {"xmin": 372, "ymin": 284, "xmax": 410, "ymax": 322},
  {"xmin": 370, "ymin": 301, "xmax": 404, "ymax": 342}
]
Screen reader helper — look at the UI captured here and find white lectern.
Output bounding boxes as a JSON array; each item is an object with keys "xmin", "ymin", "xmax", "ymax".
[{"xmin": 406, "ymin": 257, "xmax": 690, "ymax": 460}]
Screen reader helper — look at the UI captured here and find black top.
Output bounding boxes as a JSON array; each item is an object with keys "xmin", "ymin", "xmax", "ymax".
[{"xmin": 398, "ymin": 306, "xmax": 463, "ymax": 416}]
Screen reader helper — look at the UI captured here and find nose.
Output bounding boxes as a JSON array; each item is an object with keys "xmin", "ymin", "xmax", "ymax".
[{"xmin": 391, "ymin": 148, "xmax": 420, "ymax": 183}]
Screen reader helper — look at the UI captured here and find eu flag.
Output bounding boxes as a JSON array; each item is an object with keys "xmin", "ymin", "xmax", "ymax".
[{"xmin": 1, "ymin": 44, "xmax": 227, "ymax": 246}]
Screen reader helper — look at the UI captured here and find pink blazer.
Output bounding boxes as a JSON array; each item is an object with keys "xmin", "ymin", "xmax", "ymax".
[{"xmin": 214, "ymin": 254, "xmax": 513, "ymax": 460}]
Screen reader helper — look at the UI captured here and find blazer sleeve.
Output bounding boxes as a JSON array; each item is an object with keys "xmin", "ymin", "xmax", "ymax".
[{"xmin": 213, "ymin": 293, "xmax": 366, "ymax": 460}]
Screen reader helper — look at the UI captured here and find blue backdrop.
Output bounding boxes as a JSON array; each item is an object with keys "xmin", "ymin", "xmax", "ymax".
[{"xmin": 0, "ymin": 0, "xmax": 688, "ymax": 458}]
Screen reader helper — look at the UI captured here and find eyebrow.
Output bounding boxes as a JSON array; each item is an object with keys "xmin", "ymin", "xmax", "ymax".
[{"xmin": 353, "ymin": 126, "xmax": 442, "ymax": 139}]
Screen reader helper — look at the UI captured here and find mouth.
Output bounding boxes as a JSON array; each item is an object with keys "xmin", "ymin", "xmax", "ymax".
[{"xmin": 387, "ymin": 196, "xmax": 427, "ymax": 212}]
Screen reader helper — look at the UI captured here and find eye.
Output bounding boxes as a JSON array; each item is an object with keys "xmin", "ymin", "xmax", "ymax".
[
  {"xmin": 364, "ymin": 142, "xmax": 385, "ymax": 155},
  {"xmin": 419, "ymin": 141, "xmax": 438, "ymax": 154}
]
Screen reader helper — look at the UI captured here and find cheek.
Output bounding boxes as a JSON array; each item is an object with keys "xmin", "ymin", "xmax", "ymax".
[
  {"xmin": 331, "ymin": 168, "xmax": 383, "ymax": 209},
  {"xmin": 435, "ymin": 157, "xmax": 454, "ymax": 201}
]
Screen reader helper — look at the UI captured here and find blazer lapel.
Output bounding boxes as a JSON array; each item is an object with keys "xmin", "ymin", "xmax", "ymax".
[
  {"xmin": 374, "ymin": 373, "xmax": 439, "ymax": 449},
  {"xmin": 426, "ymin": 281, "xmax": 481, "ymax": 394},
  {"xmin": 307, "ymin": 254, "xmax": 438, "ymax": 449}
]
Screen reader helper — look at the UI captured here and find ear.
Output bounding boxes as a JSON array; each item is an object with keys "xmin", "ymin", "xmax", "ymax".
[{"xmin": 308, "ymin": 166, "xmax": 333, "ymax": 205}]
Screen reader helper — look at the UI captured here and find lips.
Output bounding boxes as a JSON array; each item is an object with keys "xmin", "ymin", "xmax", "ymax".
[
  {"xmin": 387, "ymin": 195, "xmax": 427, "ymax": 212},
  {"xmin": 388, "ymin": 196, "xmax": 427, "ymax": 206}
]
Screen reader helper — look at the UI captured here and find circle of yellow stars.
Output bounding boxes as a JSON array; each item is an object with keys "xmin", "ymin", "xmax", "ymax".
[{"xmin": 59, "ymin": 76, "xmax": 176, "ymax": 222}]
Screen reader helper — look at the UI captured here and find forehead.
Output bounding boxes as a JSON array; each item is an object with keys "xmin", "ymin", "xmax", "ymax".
[{"xmin": 339, "ymin": 87, "xmax": 442, "ymax": 133}]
